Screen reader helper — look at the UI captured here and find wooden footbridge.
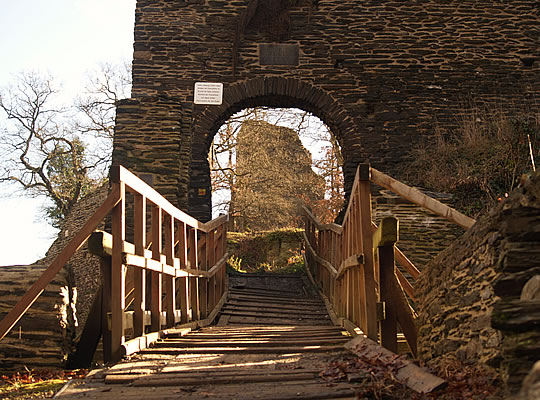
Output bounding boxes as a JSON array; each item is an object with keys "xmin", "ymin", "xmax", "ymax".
[{"xmin": 0, "ymin": 164, "xmax": 473, "ymax": 398}]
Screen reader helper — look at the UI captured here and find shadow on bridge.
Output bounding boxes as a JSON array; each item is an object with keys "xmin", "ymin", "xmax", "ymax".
[{"xmin": 0, "ymin": 164, "xmax": 470, "ymax": 398}]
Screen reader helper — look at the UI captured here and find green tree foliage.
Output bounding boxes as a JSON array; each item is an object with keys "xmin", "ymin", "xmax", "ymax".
[
  {"xmin": 408, "ymin": 106, "xmax": 539, "ymax": 217},
  {"xmin": 43, "ymin": 139, "xmax": 101, "ymax": 228}
]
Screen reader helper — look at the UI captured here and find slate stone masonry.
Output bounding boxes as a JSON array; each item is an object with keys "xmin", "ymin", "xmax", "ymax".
[
  {"xmin": 113, "ymin": 0, "xmax": 539, "ymax": 222},
  {"xmin": 416, "ymin": 172, "xmax": 540, "ymax": 394}
]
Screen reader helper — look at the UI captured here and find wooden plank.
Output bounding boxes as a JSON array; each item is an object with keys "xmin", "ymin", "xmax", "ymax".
[
  {"xmin": 395, "ymin": 268, "xmax": 415, "ymax": 300},
  {"xmin": 141, "ymin": 344, "xmax": 345, "ymax": 355},
  {"xmin": 133, "ymin": 193, "xmax": 146, "ymax": 338},
  {"xmin": 157, "ymin": 338, "xmax": 348, "ymax": 347},
  {"xmin": 218, "ymin": 310, "xmax": 331, "ymax": 321},
  {"xmin": 395, "ymin": 247, "xmax": 420, "ymax": 280},
  {"xmin": 150, "ymin": 205, "xmax": 162, "ymax": 332},
  {"xmin": 225, "ymin": 301, "xmax": 328, "ymax": 312},
  {"xmin": 379, "ymin": 245, "xmax": 398, "ymax": 353},
  {"xmin": 345, "ymin": 335, "xmax": 446, "ymax": 393},
  {"xmin": 121, "ymin": 331, "xmax": 161, "ymax": 357},
  {"xmin": 111, "ymin": 182, "xmax": 126, "ymax": 362},
  {"xmin": 227, "ymin": 294, "xmax": 323, "ymax": 306},
  {"xmin": 0, "ymin": 186, "xmax": 121, "ymax": 341},
  {"xmin": 388, "ymin": 269, "xmax": 418, "ymax": 357},
  {"xmin": 132, "ymin": 372, "xmax": 318, "ymax": 387},
  {"xmin": 183, "ymin": 332, "xmax": 348, "ymax": 340},
  {"xmin": 370, "ymin": 167, "xmax": 476, "ymax": 229},
  {"xmin": 358, "ymin": 165, "xmax": 378, "ymax": 341}
]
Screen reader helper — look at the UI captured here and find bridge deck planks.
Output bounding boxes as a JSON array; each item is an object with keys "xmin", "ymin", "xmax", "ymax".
[{"xmin": 56, "ymin": 274, "xmax": 360, "ymax": 399}]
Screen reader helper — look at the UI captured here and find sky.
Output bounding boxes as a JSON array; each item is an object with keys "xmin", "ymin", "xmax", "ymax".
[{"xmin": 0, "ymin": 1, "xmax": 136, "ymax": 265}]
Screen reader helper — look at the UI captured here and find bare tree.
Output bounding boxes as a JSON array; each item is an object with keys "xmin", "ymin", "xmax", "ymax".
[
  {"xmin": 76, "ymin": 62, "xmax": 132, "ymax": 170},
  {"xmin": 0, "ymin": 65, "xmax": 131, "ymax": 227}
]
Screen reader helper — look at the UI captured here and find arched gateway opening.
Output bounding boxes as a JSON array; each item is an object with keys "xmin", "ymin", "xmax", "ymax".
[
  {"xmin": 189, "ymin": 78, "xmax": 353, "ymax": 222},
  {"xmin": 112, "ymin": 0, "xmax": 536, "ymax": 220}
]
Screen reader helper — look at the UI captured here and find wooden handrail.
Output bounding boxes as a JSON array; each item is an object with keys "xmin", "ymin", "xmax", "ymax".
[
  {"xmin": 1, "ymin": 165, "xmax": 229, "ymax": 367},
  {"xmin": 0, "ymin": 187, "xmax": 122, "ymax": 341},
  {"xmin": 303, "ymin": 164, "xmax": 468, "ymax": 356},
  {"xmin": 110, "ymin": 166, "xmax": 226, "ymax": 234},
  {"xmin": 370, "ymin": 168, "xmax": 476, "ymax": 229}
]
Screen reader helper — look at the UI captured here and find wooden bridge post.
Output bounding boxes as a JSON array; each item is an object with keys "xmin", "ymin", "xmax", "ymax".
[
  {"xmin": 100, "ymin": 257, "xmax": 113, "ymax": 363},
  {"xmin": 375, "ymin": 217, "xmax": 399, "ymax": 353},
  {"xmin": 133, "ymin": 193, "xmax": 146, "ymax": 338},
  {"xmin": 207, "ymin": 229, "xmax": 216, "ymax": 311},
  {"xmin": 150, "ymin": 205, "xmax": 163, "ymax": 332},
  {"xmin": 163, "ymin": 213, "xmax": 176, "ymax": 328},
  {"xmin": 199, "ymin": 232, "xmax": 208, "ymax": 319},
  {"xmin": 188, "ymin": 227, "xmax": 200, "ymax": 321},
  {"xmin": 177, "ymin": 222, "xmax": 189, "ymax": 323},
  {"xmin": 358, "ymin": 164, "xmax": 378, "ymax": 341},
  {"xmin": 111, "ymin": 181, "xmax": 126, "ymax": 361}
]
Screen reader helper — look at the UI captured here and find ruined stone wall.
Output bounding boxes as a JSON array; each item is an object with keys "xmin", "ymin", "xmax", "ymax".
[
  {"xmin": 234, "ymin": 120, "xmax": 324, "ymax": 231},
  {"xmin": 114, "ymin": 0, "xmax": 539, "ymax": 221},
  {"xmin": 0, "ymin": 186, "xmax": 109, "ymax": 370},
  {"xmin": 416, "ymin": 172, "xmax": 540, "ymax": 394}
]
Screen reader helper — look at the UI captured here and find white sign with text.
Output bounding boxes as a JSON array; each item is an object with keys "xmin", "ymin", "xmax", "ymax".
[{"xmin": 194, "ymin": 82, "xmax": 223, "ymax": 105}]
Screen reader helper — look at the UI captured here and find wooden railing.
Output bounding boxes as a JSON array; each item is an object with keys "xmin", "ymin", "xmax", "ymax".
[
  {"xmin": 303, "ymin": 164, "xmax": 475, "ymax": 356},
  {"xmin": 0, "ymin": 165, "xmax": 228, "ymax": 363}
]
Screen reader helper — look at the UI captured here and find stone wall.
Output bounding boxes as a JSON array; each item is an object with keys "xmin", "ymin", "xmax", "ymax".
[
  {"xmin": 416, "ymin": 172, "xmax": 540, "ymax": 394},
  {"xmin": 234, "ymin": 120, "xmax": 324, "ymax": 231},
  {"xmin": 0, "ymin": 186, "xmax": 108, "ymax": 370},
  {"xmin": 114, "ymin": 0, "xmax": 539, "ymax": 221},
  {"xmin": 373, "ymin": 189, "xmax": 463, "ymax": 270}
]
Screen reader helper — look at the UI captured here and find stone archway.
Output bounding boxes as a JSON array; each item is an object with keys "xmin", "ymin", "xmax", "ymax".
[
  {"xmin": 188, "ymin": 77, "xmax": 360, "ymax": 221},
  {"xmin": 112, "ymin": 0, "xmax": 538, "ymax": 220}
]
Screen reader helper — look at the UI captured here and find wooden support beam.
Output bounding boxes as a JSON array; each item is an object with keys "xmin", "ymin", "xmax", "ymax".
[
  {"xmin": 358, "ymin": 164, "xmax": 378, "ymax": 341},
  {"xmin": 133, "ymin": 193, "xmax": 146, "ymax": 338},
  {"xmin": 111, "ymin": 182, "xmax": 126, "ymax": 362},
  {"xmin": 345, "ymin": 335, "xmax": 446, "ymax": 393},
  {"xmin": 379, "ymin": 245, "xmax": 398, "ymax": 353},
  {"xmin": 371, "ymin": 221, "xmax": 420, "ymax": 281},
  {"xmin": 150, "ymin": 205, "xmax": 162, "ymax": 332}
]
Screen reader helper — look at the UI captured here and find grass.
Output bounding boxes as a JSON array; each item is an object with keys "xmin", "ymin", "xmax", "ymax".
[
  {"xmin": 0, "ymin": 369, "xmax": 87, "ymax": 399},
  {"xmin": 227, "ymin": 228, "xmax": 305, "ymax": 274},
  {"xmin": 407, "ymin": 106, "xmax": 538, "ymax": 218}
]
